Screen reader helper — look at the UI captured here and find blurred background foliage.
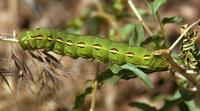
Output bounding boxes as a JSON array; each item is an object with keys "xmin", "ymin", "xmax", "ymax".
[{"xmin": 0, "ymin": 0, "xmax": 200, "ymax": 111}]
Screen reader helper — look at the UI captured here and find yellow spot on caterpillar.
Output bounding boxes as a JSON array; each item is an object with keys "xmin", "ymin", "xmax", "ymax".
[
  {"xmin": 93, "ymin": 44, "xmax": 102, "ymax": 50},
  {"xmin": 48, "ymin": 38, "xmax": 53, "ymax": 41},
  {"xmin": 36, "ymin": 37, "xmax": 42, "ymax": 40},
  {"xmin": 66, "ymin": 40, "xmax": 73, "ymax": 46},
  {"xmin": 143, "ymin": 55, "xmax": 151, "ymax": 60},
  {"xmin": 56, "ymin": 38, "xmax": 63, "ymax": 43},
  {"xmin": 77, "ymin": 42, "xmax": 86, "ymax": 48},
  {"xmin": 110, "ymin": 48, "xmax": 118, "ymax": 54},
  {"xmin": 126, "ymin": 52, "xmax": 135, "ymax": 58}
]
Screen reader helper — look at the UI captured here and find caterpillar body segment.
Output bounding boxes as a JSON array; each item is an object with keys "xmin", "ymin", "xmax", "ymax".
[{"xmin": 19, "ymin": 28, "xmax": 169, "ymax": 72}]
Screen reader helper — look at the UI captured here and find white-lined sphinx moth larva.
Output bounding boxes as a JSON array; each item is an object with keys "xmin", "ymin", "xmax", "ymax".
[{"xmin": 19, "ymin": 28, "xmax": 169, "ymax": 72}]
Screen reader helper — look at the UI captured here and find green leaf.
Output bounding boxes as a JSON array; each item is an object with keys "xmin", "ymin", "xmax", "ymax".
[
  {"xmin": 89, "ymin": 17, "xmax": 103, "ymax": 35},
  {"xmin": 108, "ymin": 64, "xmax": 123, "ymax": 74},
  {"xmin": 108, "ymin": 28, "xmax": 116, "ymax": 41},
  {"xmin": 120, "ymin": 24, "xmax": 134, "ymax": 40},
  {"xmin": 162, "ymin": 16, "xmax": 183, "ymax": 24},
  {"xmin": 159, "ymin": 91, "xmax": 182, "ymax": 111},
  {"xmin": 142, "ymin": 35, "xmax": 165, "ymax": 49},
  {"xmin": 160, "ymin": 89, "xmax": 200, "ymax": 111},
  {"xmin": 171, "ymin": 52, "xmax": 185, "ymax": 67},
  {"xmin": 179, "ymin": 88, "xmax": 200, "ymax": 111},
  {"xmin": 97, "ymin": 64, "xmax": 136, "ymax": 85},
  {"xmin": 67, "ymin": 18, "xmax": 83, "ymax": 28},
  {"xmin": 149, "ymin": 0, "xmax": 166, "ymax": 15},
  {"xmin": 184, "ymin": 100, "xmax": 200, "ymax": 111},
  {"xmin": 121, "ymin": 63, "xmax": 153, "ymax": 88},
  {"xmin": 97, "ymin": 70, "xmax": 116, "ymax": 84},
  {"xmin": 114, "ymin": 0, "xmax": 124, "ymax": 11},
  {"xmin": 137, "ymin": 8, "xmax": 149, "ymax": 17},
  {"xmin": 107, "ymin": 64, "xmax": 135, "ymax": 84},
  {"xmin": 129, "ymin": 101, "xmax": 157, "ymax": 111},
  {"xmin": 178, "ymin": 102, "xmax": 189, "ymax": 111},
  {"xmin": 129, "ymin": 23, "xmax": 144, "ymax": 47},
  {"xmin": 160, "ymin": 98, "xmax": 182, "ymax": 111},
  {"xmin": 105, "ymin": 75, "xmax": 122, "ymax": 85},
  {"xmin": 72, "ymin": 86, "xmax": 93, "ymax": 111}
]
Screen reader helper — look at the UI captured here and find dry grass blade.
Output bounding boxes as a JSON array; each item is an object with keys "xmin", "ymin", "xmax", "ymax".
[
  {"xmin": 11, "ymin": 47, "xmax": 65, "ymax": 95},
  {"xmin": 0, "ymin": 33, "xmax": 14, "ymax": 37},
  {"xmin": 0, "ymin": 58, "xmax": 11, "ymax": 73},
  {"xmin": 11, "ymin": 47, "xmax": 35, "ymax": 83},
  {"xmin": 42, "ymin": 51, "xmax": 60, "ymax": 63},
  {"xmin": 28, "ymin": 51, "xmax": 43, "ymax": 62},
  {"xmin": 10, "ymin": 46, "xmax": 37, "ymax": 95},
  {"xmin": 0, "ymin": 72, "xmax": 13, "ymax": 93},
  {"xmin": 0, "ymin": 68, "xmax": 10, "ymax": 73},
  {"xmin": 36, "ymin": 71, "xmax": 61, "ymax": 98},
  {"xmin": 28, "ymin": 50, "xmax": 70, "ymax": 92},
  {"xmin": 29, "ymin": 51, "xmax": 72, "ymax": 78},
  {"xmin": 0, "ymin": 33, "xmax": 18, "ymax": 43},
  {"xmin": 42, "ymin": 63, "xmax": 61, "ymax": 81}
]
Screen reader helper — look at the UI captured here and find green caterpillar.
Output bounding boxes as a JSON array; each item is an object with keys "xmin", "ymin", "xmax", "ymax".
[{"xmin": 19, "ymin": 28, "xmax": 169, "ymax": 72}]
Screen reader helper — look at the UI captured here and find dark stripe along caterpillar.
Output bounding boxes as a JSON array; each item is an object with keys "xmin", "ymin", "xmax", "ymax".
[{"xmin": 19, "ymin": 28, "xmax": 169, "ymax": 72}]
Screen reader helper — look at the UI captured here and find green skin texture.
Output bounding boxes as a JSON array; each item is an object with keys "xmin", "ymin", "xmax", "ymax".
[{"xmin": 19, "ymin": 28, "xmax": 169, "ymax": 72}]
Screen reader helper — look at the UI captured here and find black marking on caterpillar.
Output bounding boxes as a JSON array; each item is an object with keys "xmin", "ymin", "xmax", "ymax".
[
  {"xmin": 110, "ymin": 48, "xmax": 118, "ymax": 54},
  {"xmin": 93, "ymin": 44, "xmax": 102, "ymax": 50}
]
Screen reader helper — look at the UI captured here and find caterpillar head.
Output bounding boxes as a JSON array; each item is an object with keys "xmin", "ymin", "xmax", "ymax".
[
  {"xmin": 19, "ymin": 28, "xmax": 50, "ymax": 50},
  {"xmin": 19, "ymin": 31, "xmax": 36, "ymax": 50}
]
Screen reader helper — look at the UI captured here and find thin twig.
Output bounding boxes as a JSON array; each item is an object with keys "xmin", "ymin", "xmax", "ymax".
[
  {"xmin": 169, "ymin": 19, "xmax": 200, "ymax": 51},
  {"xmin": 90, "ymin": 80, "xmax": 98, "ymax": 111},
  {"xmin": 0, "ymin": 31, "xmax": 19, "ymax": 43},
  {"xmin": 155, "ymin": 49, "xmax": 200, "ymax": 86},
  {"xmin": 0, "ymin": 37, "xmax": 18, "ymax": 43},
  {"xmin": 156, "ymin": 11, "xmax": 165, "ymax": 38},
  {"xmin": 128, "ymin": 0, "xmax": 153, "ymax": 36}
]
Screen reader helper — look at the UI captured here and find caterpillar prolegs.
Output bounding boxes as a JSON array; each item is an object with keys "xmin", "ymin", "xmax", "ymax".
[{"xmin": 19, "ymin": 28, "xmax": 169, "ymax": 72}]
